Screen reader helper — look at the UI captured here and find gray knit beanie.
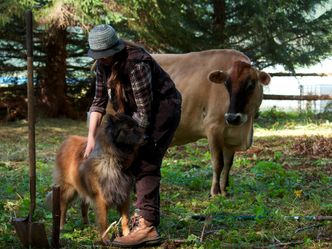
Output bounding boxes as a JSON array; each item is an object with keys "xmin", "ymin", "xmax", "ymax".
[{"xmin": 87, "ymin": 24, "xmax": 125, "ymax": 59}]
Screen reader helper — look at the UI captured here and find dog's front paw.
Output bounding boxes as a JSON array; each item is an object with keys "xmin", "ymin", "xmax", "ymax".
[
  {"xmin": 122, "ymin": 227, "xmax": 130, "ymax": 236},
  {"xmin": 101, "ymin": 237, "xmax": 111, "ymax": 246},
  {"xmin": 95, "ymin": 238, "xmax": 111, "ymax": 247}
]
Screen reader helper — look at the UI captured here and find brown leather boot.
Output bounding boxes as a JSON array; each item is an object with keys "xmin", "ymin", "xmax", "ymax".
[{"xmin": 112, "ymin": 215, "xmax": 161, "ymax": 248}]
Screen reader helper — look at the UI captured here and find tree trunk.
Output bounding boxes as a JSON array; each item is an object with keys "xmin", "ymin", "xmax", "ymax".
[
  {"xmin": 38, "ymin": 25, "xmax": 76, "ymax": 118},
  {"xmin": 212, "ymin": 0, "xmax": 226, "ymax": 45}
]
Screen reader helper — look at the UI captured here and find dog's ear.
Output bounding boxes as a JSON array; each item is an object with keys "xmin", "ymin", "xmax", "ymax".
[
  {"xmin": 105, "ymin": 114, "xmax": 114, "ymax": 124},
  {"xmin": 115, "ymin": 129, "xmax": 127, "ymax": 145},
  {"xmin": 101, "ymin": 114, "xmax": 115, "ymax": 144},
  {"xmin": 105, "ymin": 114, "xmax": 120, "ymax": 130}
]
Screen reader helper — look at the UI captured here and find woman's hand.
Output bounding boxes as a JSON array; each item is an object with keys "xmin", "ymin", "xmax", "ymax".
[
  {"xmin": 84, "ymin": 111, "xmax": 103, "ymax": 159},
  {"xmin": 84, "ymin": 136, "xmax": 95, "ymax": 159}
]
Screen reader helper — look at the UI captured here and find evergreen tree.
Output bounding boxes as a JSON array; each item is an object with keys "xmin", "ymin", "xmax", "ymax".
[
  {"xmin": 1, "ymin": 0, "xmax": 331, "ymax": 119},
  {"xmin": 119, "ymin": 0, "xmax": 332, "ymax": 70},
  {"xmin": 0, "ymin": 0, "xmax": 127, "ymax": 118}
]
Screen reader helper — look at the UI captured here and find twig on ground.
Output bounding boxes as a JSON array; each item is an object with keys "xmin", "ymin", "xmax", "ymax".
[
  {"xmin": 286, "ymin": 215, "xmax": 332, "ymax": 221},
  {"xmin": 256, "ymin": 240, "xmax": 304, "ymax": 249},
  {"xmin": 162, "ymin": 239, "xmax": 189, "ymax": 248},
  {"xmin": 295, "ymin": 223, "xmax": 323, "ymax": 233},
  {"xmin": 200, "ymin": 222, "xmax": 206, "ymax": 242},
  {"xmin": 101, "ymin": 218, "xmax": 122, "ymax": 240},
  {"xmin": 200, "ymin": 216, "xmax": 212, "ymax": 242},
  {"xmin": 171, "ymin": 239, "xmax": 188, "ymax": 244}
]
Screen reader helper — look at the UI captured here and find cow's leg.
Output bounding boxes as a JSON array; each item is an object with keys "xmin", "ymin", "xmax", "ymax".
[
  {"xmin": 220, "ymin": 147, "xmax": 235, "ymax": 197},
  {"xmin": 207, "ymin": 134, "xmax": 224, "ymax": 196}
]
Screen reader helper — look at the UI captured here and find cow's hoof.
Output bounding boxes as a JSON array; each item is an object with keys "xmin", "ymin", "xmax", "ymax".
[
  {"xmin": 210, "ymin": 188, "xmax": 229, "ymax": 197},
  {"xmin": 83, "ymin": 219, "xmax": 89, "ymax": 225},
  {"xmin": 210, "ymin": 186, "xmax": 221, "ymax": 196}
]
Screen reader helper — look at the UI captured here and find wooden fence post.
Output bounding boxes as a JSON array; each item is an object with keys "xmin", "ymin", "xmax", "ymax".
[{"xmin": 51, "ymin": 185, "xmax": 61, "ymax": 249}]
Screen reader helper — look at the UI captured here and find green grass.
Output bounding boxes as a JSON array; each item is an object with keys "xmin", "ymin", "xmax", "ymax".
[
  {"xmin": 256, "ymin": 108, "xmax": 332, "ymax": 129},
  {"xmin": 0, "ymin": 111, "xmax": 331, "ymax": 248}
]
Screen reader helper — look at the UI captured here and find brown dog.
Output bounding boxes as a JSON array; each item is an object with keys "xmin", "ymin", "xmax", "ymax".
[{"xmin": 47, "ymin": 113, "xmax": 143, "ymax": 244}]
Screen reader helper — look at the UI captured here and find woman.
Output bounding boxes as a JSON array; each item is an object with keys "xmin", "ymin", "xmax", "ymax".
[{"xmin": 85, "ymin": 24, "xmax": 181, "ymax": 247}]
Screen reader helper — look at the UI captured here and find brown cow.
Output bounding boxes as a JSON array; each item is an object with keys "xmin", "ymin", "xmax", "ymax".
[{"xmin": 152, "ymin": 49, "xmax": 271, "ymax": 196}]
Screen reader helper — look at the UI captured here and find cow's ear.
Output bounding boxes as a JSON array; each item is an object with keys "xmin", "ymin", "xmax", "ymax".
[
  {"xmin": 208, "ymin": 70, "xmax": 229, "ymax": 84},
  {"xmin": 258, "ymin": 71, "xmax": 271, "ymax": 85}
]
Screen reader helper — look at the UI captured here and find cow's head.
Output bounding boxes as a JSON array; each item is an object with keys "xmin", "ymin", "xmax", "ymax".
[{"xmin": 208, "ymin": 60, "xmax": 270, "ymax": 126}]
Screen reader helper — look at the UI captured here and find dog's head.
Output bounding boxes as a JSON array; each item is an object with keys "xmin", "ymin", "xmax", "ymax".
[{"xmin": 101, "ymin": 113, "xmax": 144, "ymax": 155}]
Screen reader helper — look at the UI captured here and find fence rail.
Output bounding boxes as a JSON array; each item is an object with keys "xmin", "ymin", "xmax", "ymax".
[
  {"xmin": 263, "ymin": 94, "xmax": 332, "ymax": 101},
  {"xmin": 1, "ymin": 87, "xmax": 332, "ymax": 101},
  {"xmin": 269, "ymin": 72, "xmax": 332, "ymax": 77}
]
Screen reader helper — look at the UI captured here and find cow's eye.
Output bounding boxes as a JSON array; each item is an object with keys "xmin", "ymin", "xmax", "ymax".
[
  {"xmin": 225, "ymin": 78, "xmax": 232, "ymax": 88},
  {"xmin": 246, "ymin": 80, "xmax": 256, "ymax": 91}
]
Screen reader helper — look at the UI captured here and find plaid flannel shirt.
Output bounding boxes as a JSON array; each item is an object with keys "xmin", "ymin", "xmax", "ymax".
[{"xmin": 89, "ymin": 62, "xmax": 152, "ymax": 128}]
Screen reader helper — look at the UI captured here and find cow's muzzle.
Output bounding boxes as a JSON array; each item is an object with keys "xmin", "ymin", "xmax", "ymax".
[{"xmin": 225, "ymin": 113, "xmax": 248, "ymax": 126}]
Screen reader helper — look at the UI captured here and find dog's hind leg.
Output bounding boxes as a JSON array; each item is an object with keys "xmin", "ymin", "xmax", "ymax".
[
  {"xmin": 118, "ymin": 197, "xmax": 130, "ymax": 236},
  {"xmin": 81, "ymin": 200, "xmax": 89, "ymax": 225},
  {"xmin": 60, "ymin": 184, "xmax": 77, "ymax": 230}
]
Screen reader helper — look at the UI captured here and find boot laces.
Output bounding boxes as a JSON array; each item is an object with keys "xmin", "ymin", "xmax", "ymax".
[{"xmin": 130, "ymin": 214, "xmax": 143, "ymax": 232}]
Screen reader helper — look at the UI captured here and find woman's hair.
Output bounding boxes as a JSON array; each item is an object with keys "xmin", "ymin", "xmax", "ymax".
[
  {"xmin": 107, "ymin": 48, "xmax": 128, "ymax": 112},
  {"xmin": 107, "ymin": 41, "xmax": 144, "ymax": 112}
]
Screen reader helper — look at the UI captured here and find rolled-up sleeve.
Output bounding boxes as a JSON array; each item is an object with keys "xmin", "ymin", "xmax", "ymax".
[
  {"xmin": 89, "ymin": 62, "xmax": 108, "ymax": 114},
  {"xmin": 129, "ymin": 62, "xmax": 153, "ymax": 128}
]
